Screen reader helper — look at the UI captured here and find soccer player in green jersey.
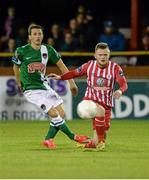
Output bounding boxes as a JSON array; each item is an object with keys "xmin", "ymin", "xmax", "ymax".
[{"xmin": 12, "ymin": 24, "xmax": 89, "ymax": 149}]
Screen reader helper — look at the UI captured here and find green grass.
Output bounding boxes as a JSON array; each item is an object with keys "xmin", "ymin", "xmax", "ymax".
[{"xmin": 0, "ymin": 119, "xmax": 149, "ymax": 179}]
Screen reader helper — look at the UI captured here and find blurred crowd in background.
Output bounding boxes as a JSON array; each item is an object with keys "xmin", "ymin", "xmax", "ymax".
[{"xmin": 0, "ymin": 4, "xmax": 149, "ymax": 66}]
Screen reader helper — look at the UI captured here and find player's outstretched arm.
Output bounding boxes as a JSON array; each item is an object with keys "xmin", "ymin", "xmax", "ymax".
[{"xmin": 55, "ymin": 59, "xmax": 78, "ymax": 96}]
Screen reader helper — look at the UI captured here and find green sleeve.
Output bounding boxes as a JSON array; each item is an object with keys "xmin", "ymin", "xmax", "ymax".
[
  {"xmin": 48, "ymin": 45, "xmax": 61, "ymax": 64},
  {"xmin": 15, "ymin": 47, "xmax": 23, "ymax": 60}
]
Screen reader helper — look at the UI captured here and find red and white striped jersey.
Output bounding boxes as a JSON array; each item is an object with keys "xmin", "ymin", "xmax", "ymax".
[{"xmin": 61, "ymin": 60, "xmax": 128, "ymax": 107}]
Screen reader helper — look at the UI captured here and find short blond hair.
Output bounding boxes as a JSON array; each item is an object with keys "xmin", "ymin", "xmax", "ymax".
[
  {"xmin": 28, "ymin": 23, "xmax": 43, "ymax": 35},
  {"xmin": 95, "ymin": 42, "xmax": 110, "ymax": 51}
]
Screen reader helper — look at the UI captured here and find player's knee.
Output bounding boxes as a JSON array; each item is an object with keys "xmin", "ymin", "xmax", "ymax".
[
  {"xmin": 48, "ymin": 107, "xmax": 59, "ymax": 118},
  {"xmin": 59, "ymin": 110, "xmax": 65, "ymax": 119},
  {"xmin": 96, "ymin": 104, "xmax": 105, "ymax": 116},
  {"xmin": 55, "ymin": 105, "xmax": 65, "ymax": 119}
]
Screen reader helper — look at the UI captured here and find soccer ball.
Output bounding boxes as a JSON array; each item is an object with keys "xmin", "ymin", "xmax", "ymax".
[{"xmin": 77, "ymin": 100, "xmax": 97, "ymax": 119}]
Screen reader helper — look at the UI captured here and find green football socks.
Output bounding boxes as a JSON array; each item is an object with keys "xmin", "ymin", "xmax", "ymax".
[
  {"xmin": 50, "ymin": 115, "xmax": 75, "ymax": 140},
  {"xmin": 45, "ymin": 123, "xmax": 59, "ymax": 140},
  {"xmin": 58, "ymin": 121, "xmax": 75, "ymax": 140}
]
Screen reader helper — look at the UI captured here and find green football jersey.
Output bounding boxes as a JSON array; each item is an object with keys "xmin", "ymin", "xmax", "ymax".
[{"xmin": 12, "ymin": 44, "xmax": 61, "ymax": 91}]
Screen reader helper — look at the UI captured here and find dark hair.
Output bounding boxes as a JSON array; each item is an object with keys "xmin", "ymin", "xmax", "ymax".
[
  {"xmin": 28, "ymin": 24, "xmax": 44, "ymax": 35},
  {"xmin": 95, "ymin": 42, "xmax": 109, "ymax": 51}
]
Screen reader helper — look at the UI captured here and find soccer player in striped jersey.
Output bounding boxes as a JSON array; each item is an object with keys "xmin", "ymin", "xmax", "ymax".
[
  {"xmin": 12, "ymin": 24, "xmax": 89, "ymax": 149},
  {"xmin": 48, "ymin": 42, "xmax": 128, "ymax": 150}
]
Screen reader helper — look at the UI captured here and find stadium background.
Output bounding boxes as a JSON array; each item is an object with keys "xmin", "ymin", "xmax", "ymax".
[{"xmin": 0, "ymin": 0, "xmax": 148, "ymax": 120}]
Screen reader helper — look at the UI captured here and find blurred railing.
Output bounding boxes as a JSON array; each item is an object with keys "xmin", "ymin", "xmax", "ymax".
[
  {"xmin": 0, "ymin": 51, "xmax": 149, "ymax": 57},
  {"xmin": 0, "ymin": 51, "xmax": 149, "ymax": 78}
]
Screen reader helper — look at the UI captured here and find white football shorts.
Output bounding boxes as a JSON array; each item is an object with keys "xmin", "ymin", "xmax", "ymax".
[{"xmin": 24, "ymin": 88, "xmax": 63, "ymax": 113}]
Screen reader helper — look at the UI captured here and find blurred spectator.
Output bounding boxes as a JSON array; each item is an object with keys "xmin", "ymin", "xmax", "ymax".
[
  {"xmin": 60, "ymin": 32, "xmax": 81, "ymax": 66},
  {"xmin": 1, "ymin": 38, "xmax": 16, "ymax": 66},
  {"xmin": 142, "ymin": 24, "xmax": 149, "ymax": 36},
  {"xmin": 99, "ymin": 20, "xmax": 127, "ymax": 65},
  {"xmin": 76, "ymin": 13, "xmax": 86, "ymax": 34},
  {"xmin": 141, "ymin": 34, "xmax": 149, "ymax": 50},
  {"xmin": 77, "ymin": 5, "xmax": 86, "ymax": 14},
  {"xmin": 0, "ymin": 39, "xmax": 2, "ymax": 51},
  {"xmin": 85, "ymin": 10, "xmax": 94, "ymax": 23},
  {"xmin": 49, "ymin": 24, "xmax": 63, "ymax": 51},
  {"xmin": 146, "ymin": 25, "xmax": 149, "ymax": 35},
  {"xmin": 98, "ymin": 20, "xmax": 126, "ymax": 51},
  {"xmin": 60, "ymin": 32, "xmax": 80, "ymax": 52},
  {"xmin": 15, "ymin": 27, "xmax": 27, "ymax": 47},
  {"xmin": 75, "ymin": 13, "xmax": 87, "ymax": 50},
  {"xmin": 64, "ymin": 18, "xmax": 86, "ymax": 50},
  {"xmin": 47, "ymin": 37, "xmax": 55, "ymax": 47},
  {"xmin": 6, "ymin": 38, "xmax": 16, "ymax": 52},
  {"xmin": 74, "ymin": 6, "xmax": 97, "ymax": 51},
  {"xmin": 83, "ymin": 10, "xmax": 97, "ymax": 51},
  {"xmin": 76, "ymin": 5, "xmax": 94, "ymax": 26},
  {"xmin": 136, "ymin": 34, "xmax": 149, "ymax": 65},
  {"xmin": 66, "ymin": 19, "xmax": 80, "ymax": 41},
  {"xmin": 1, "ymin": 7, "xmax": 18, "ymax": 46}
]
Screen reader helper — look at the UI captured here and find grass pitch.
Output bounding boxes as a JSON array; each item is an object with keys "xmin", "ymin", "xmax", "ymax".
[{"xmin": 0, "ymin": 119, "xmax": 149, "ymax": 179}]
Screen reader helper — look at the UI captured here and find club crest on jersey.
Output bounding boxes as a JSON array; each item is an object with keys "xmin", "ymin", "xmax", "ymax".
[
  {"xmin": 96, "ymin": 77, "xmax": 105, "ymax": 87},
  {"xmin": 40, "ymin": 104, "xmax": 46, "ymax": 111},
  {"xmin": 42, "ymin": 53, "xmax": 47, "ymax": 59},
  {"xmin": 119, "ymin": 71, "xmax": 124, "ymax": 76},
  {"xmin": 77, "ymin": 66, "xmax": 82, "ymax": 73}
]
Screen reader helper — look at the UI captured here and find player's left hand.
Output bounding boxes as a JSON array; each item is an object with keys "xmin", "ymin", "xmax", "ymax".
[{"xmin": 113, "ymin": 90, "xmax": 122, "ymax": 99}]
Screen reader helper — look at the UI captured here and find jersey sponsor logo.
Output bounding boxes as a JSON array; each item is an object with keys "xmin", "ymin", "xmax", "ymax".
[
  {"xmin": 93, "ymin": 86, "xmax": 110, "ymax": 91},
  {"xmin": 28, "ymin": 62, "xmax": 46, "ymax": 73},
  {"xmin": 42, "ymin": 53, "xmax": 48, "ymax": 59}
]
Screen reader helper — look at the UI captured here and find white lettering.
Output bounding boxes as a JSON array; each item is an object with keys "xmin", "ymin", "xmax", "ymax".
[
  {"xmin": 133, "ymin": 95, "xmax": 149, "ymax": 117},
  {"xmin": 115, "ymin": 96, "xmax": 133, "ymax": 118}
]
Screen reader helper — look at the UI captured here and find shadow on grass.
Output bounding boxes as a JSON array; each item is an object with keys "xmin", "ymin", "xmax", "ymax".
[{"xmin": 28, "ymin": 146, "xmax": 77, "ymax": 152}]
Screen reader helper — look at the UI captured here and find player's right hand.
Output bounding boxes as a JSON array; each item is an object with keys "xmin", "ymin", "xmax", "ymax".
[
  {"xmin": 113, "ymin": 89, "xmax": 122, "ymax": 99},
  {"xmin": 48, "ymin": 73, "xmax": 61, "ymax": 80}
]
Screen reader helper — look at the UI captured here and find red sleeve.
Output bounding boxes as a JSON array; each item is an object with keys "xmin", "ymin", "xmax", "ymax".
[
  {"xmin": 61, "ymin": 62, "xmax": 89, "ymax": 80},
  {"xmin": 115, "ymin": 64, "xmax": 128, "ymax": 93}
]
